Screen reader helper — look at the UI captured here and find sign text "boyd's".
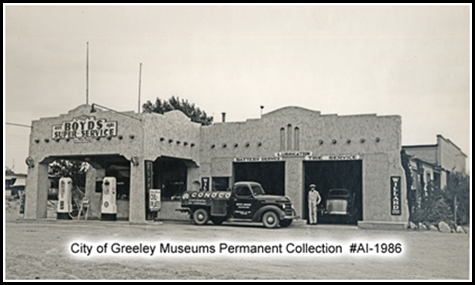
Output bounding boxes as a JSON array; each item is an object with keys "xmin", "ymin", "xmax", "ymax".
[{"xmin": 52, "ymin": 115, "xmax": 117, "ymax": 142}]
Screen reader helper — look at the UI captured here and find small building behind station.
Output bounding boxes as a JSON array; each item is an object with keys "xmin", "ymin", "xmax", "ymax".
[{"xmin": 402, "ymin": 135, "xmax": 467, "ymax": 213}]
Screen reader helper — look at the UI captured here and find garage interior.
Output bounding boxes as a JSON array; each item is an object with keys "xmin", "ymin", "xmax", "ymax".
[
  {"xmin": 303, "ymin": 160, "xmax": 362, "ymax": 224},
  {"xmin": 233, "ymin": 161, "xmax": 285, "ymax": 195}
]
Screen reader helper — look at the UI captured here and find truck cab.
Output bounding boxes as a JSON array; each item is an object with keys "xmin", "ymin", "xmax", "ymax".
[{"xmin": 179, "ymin": 181, "xmax": 298, "ymax": 228}]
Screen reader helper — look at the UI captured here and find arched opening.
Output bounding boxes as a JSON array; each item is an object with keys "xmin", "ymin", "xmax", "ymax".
[
  {"xmin": 280, "ymin": 127, "xmax": 285, "ymax": 151},
  {"xmin": 294, "ymin": 127, "xmax": 300, "ymax": 150},
  {"xmin": 43, "ymin": 155, "xmax": 131, "ymax": 221},
  {"xmin": 287, "ymin": 124, "xmax": 292, "ymax": 150}
]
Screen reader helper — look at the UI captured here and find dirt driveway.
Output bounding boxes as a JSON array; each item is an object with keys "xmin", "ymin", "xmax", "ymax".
[{"xmin": 4, "ymin": 206, "xmax": 471, "ymax": 280}]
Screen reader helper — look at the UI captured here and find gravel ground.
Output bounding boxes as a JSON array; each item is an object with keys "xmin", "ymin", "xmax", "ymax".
[{"xmin": 4, "ymin": 199, "xmax": 471, "ymax": 280}]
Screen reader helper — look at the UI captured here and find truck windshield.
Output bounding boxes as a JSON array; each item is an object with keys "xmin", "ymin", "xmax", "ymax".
[{"xmin": 251, "ymin": 185, "xmax": 265, "ymax": 196}]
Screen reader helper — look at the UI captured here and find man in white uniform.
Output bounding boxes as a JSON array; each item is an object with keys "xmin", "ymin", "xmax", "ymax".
[{"xmin": 308, "ymin": 184, "xmax": 322, "ymax": 225}]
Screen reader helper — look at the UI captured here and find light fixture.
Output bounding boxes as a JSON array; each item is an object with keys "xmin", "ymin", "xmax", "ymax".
[{"xmin": 90, "ymin": 103, "xmax": 142, "ymax": 121}]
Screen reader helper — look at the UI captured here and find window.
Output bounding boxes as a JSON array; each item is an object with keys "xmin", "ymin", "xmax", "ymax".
[
  {"xmin": 235, "ymin": 186, "xmax": 252, "ymax": 197},
  {"xmin": 280, "ymin": 128, "xmax": 285, "ymax": 151},
  {"xmin": 212, "ymin": 177, "xmax": 229, "ymax": 191},
  {"xmin": 294, "ymin": 127, "xmax": 299, "ymax": 150},
  {"xmin": 287, "ymin": 124, "xmax": 292, "ymax": 150},
  {"xmin": 251, "ymin": 184, "xmax": 265, "ymax": 196}
]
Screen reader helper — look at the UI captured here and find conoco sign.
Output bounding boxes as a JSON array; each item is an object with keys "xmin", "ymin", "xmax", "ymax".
[{"xmin": 52, "ymin": 115, "xmax": 117, "ymax": 142}]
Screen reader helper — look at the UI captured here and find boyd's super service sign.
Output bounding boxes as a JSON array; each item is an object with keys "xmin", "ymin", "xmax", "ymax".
[{"xmin": 52, "ymin": 115, "xmax": 117, "ymax": 142}]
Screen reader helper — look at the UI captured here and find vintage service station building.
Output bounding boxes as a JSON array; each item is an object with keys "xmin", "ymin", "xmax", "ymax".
[{"xmin": 24, "ymin": 104, "xmax": 408, "ymax": 229}]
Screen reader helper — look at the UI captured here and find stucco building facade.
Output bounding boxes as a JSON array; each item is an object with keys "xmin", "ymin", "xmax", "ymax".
[{"xmin": 24, "ymin": 104, "xmax": 409, "ymax": 229}]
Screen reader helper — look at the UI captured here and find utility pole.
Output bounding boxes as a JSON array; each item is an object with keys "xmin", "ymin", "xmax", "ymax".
[
  {"xmin": 138, "ymin": 63, "xmax": 142, "ymax": 113},
  {"xmin": 454, "ymin": 194, "xmax": 457, "ymax": 225}
]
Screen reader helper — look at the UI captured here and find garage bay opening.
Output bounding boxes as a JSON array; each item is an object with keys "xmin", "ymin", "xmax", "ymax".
[
  {"xmin": 303, "ymin": 160, "xmax": 362, "ymax": 225},
  {"xmin": 233, "ymin": 162, "xmax": 285, "ymax": 195}
]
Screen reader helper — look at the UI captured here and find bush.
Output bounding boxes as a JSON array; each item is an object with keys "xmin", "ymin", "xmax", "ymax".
[
  {"xmin": 408, "ymin": 171, "xmax": 470, "ymax": 227},
  {"xmin": 442, "ymin": 172, "xmax": 470, "ymax": 225},
  {"xmin": 410, "ymin": 192, "xmax": 453, "ymax": 226}
]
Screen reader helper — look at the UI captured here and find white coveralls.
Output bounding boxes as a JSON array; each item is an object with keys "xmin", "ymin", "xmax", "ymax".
[{"xmin": 308, "ymin": 189, "xmax": 321, "ymax": 224}]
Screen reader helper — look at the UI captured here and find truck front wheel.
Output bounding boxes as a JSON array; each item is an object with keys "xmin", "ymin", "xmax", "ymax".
[
  {"xmin": 193, "ymin": 208, "xmax": 209, "ymax": 225},
  {"xmin": 262, "ymin": 211, "xmax": 279, "ymax": 228}
]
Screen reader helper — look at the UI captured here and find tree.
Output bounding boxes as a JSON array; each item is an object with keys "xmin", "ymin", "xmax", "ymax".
[
  {"xmin": 442, "ymin": 171, "xmax": 470, "ymax": 225},
  {"xmin": 142, "ymin": 96, "xmax": 213, "ymax": 125},
  {"xmin": 48, "ymin": 160, "xmax": 88, "ymax": 189},
  {"xmin": 400, "ymin": 150, "xmax": 415, "ymax": 215},
  {"xmin": 5, "ymin": 166, "xmax": 15, "ymax": 176}
]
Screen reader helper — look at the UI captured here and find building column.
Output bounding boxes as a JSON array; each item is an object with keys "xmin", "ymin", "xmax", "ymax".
[
  {"xmin": 129, "ymin": 156, "xmax": 146, "ymax": 223},
  {"xmin": 285, "ymin": 158, "xmax": 304, "ymax": 219},
  {"xmin": 85, "ymin": 166, "xmax": 105, "ymax": 219},
  {"xmin": 24, "ymin": 161, "xmax": 49, "ymax": 219}
]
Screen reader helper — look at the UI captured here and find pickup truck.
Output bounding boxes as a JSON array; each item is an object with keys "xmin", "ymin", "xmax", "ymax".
[{"xmin": 178, "ymin": 181, "xmax": 299, "ymax": 228}]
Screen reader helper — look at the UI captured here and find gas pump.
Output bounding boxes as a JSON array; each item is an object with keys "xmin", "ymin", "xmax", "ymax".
[
  {"xmin": 57, "ymin": 177, "xmax": 73, "ymax": 219},
  {"xmin": 101, "ymin": 177, "xmax": 117, "ymax": 220}
]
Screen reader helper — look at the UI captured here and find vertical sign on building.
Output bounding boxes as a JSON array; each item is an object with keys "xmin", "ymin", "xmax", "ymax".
[
  {"xmin": 201, "ymin": 177, "xmax": 210, "ymax": 191},
  {"xmin": 149, "ymin": 189, "xmax": 161, "ymax": 212},
  {"xmin": 145, "ymin": 160, "xmax": 153, "ymax": 191},
  {"xmin": 390, "ymin": 176, "xmax": 401, "ymax": 215},
  {"xmin": 145, "ymin": 160, "xmax": 154, "ymax": 219}
]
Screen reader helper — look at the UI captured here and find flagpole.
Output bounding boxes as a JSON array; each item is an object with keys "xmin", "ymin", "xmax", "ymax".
[
  {"xmin": 86, "ymin": 42, "xmax": 89, "ymax": 105},
  {"xmin": 138, "ymin": 63, "xmax": 142, "ymax": 113}
]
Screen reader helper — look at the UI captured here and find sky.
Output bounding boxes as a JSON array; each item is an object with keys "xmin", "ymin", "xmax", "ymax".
[{"xmin": 4, "ymin": 4, "xmax": 471, "ymax": 174}]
